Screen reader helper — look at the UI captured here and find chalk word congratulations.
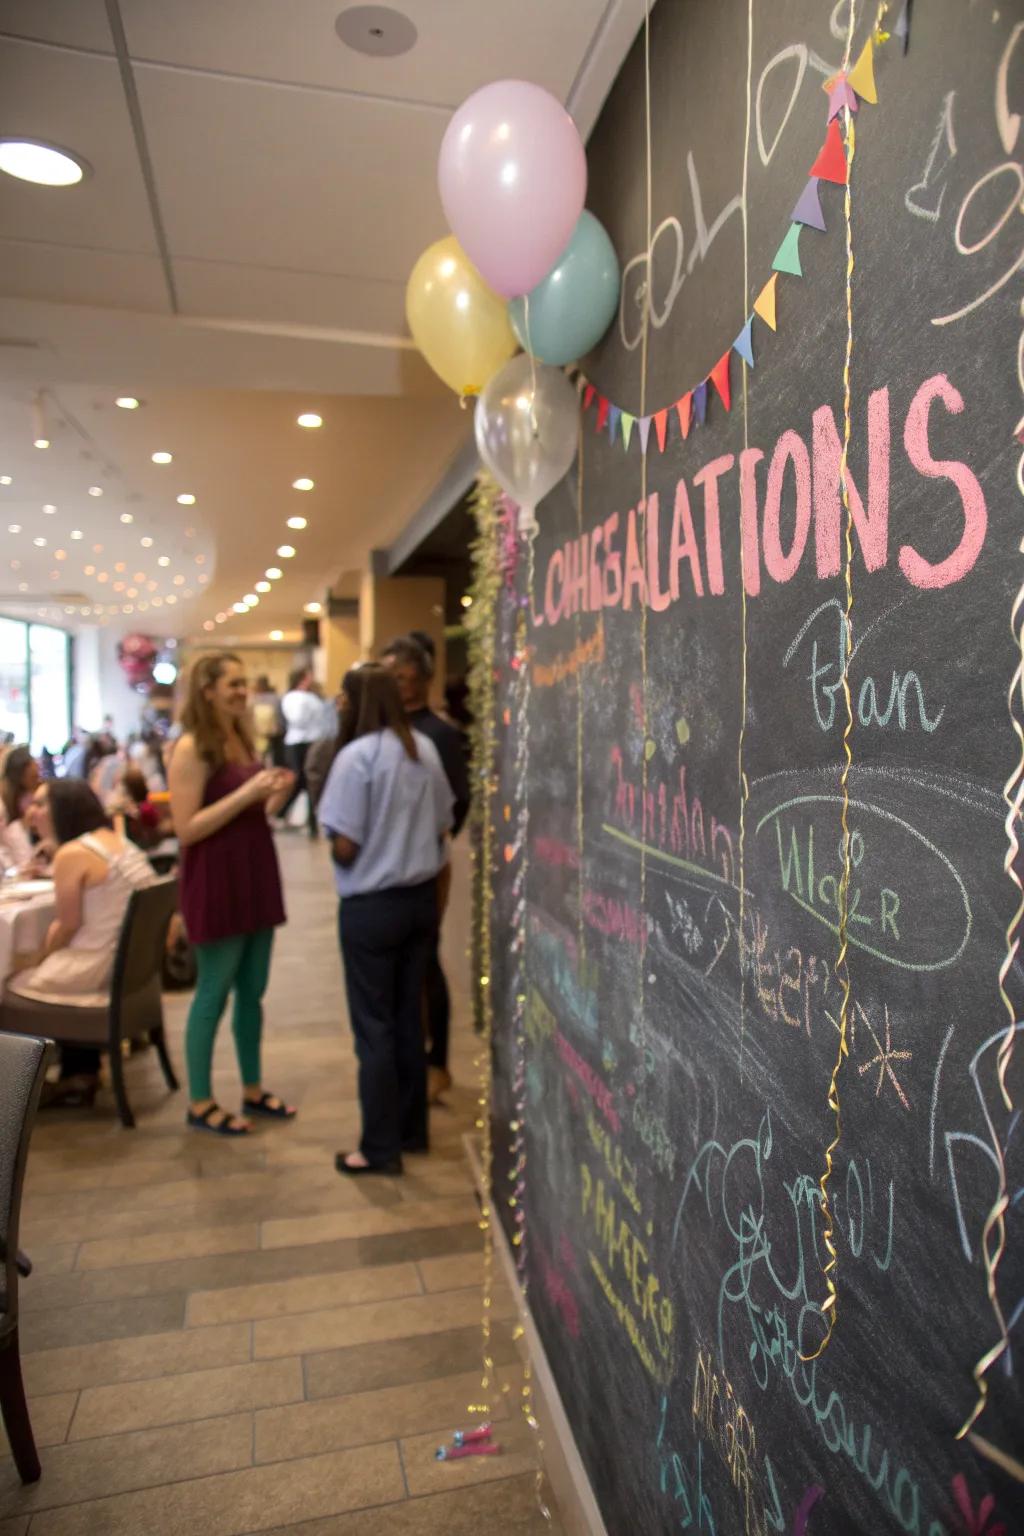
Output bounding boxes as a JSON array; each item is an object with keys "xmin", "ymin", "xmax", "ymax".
[{"xmin": 539, "ymin": 374, "xmax": 986, "ymax": 628}]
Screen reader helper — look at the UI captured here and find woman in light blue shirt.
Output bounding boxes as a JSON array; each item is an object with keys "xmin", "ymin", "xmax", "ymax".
[{"xmin": 319, "ymin": 664, "xmax": 454, "ymax": 1175}]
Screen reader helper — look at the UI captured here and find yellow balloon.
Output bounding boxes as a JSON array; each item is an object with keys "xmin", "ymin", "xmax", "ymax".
[{"xmin": 406, "ymin": 236, "xmax": 517, "ymax": 397}]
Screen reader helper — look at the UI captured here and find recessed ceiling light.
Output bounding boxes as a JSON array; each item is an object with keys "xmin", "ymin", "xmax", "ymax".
[
  {"xmin": 32, "ymin": 536, "xmax": 46, "ymax": 547},
  {"xmin": 216, "ymin": 612, "xmax": 227, "ymax": 623},
  {"xmin": 93, "ymin": 543, "xmax": 103, "ymax": 553},
  {"xmin": 0, "ymin": 476, "xmax": 11, "ymax": 486},
  {"xmin": 70, "ymin": 529, "xmax": 83, "ymax": 540},
  {"xmin": 84, "ymin": 565, "xmax": 95, "ymax": 576},
  {"xmin": 55, "ymin": 549, "xmax": 66, "ymax": 561},
  {"xmin": 0, "ymin": 138, "xmax": 89, "ymax": 186},
  {"xmin": 335, "ymin": 6, "xmax": 418, "ymax": 57},
  {"xmin": 177, "ymin": 493, "xmax": 195, "ymax": 505},
  {"xmin": 120, "ymin": 512, "xmax": 134, "ymax": 524},
  {"xmin": 165, "ymin": 594, "xmax": 177, "ymax": 605},
  {"xmin": 277, "ymin": 545, "xmax": 296, "ymax": 559},
  {"xmin": 140, "ymin": 536, "xmax": 154, "ymax": 548},
  {"xmin": 297, "ymin": 413, "xmax": 322, "ymax": 429},
  {"xmin": 34, "ymin": 438, "xmax": 50, "ymax": 450},
  {"xmin": 304, "ymin": 602, "xmax": 322, "ymax": 615},
  {"xmin": 269, "ymin": 629, "xmax": 284, "ymax": 641},
  {"xmin": 151, "ymin": 451, "xmax": 172, "ymax": 464},
  {"xmin": 42, "ymin": 503, "xmax": 56, "ymax": 514},
  {"xmin": 115, "ymin": 397, "xmax": 140, "ymax": 410},
  {"xmin": 7, "ymin": 523, "xmax": 20, "ymax": 534},
  {"xmin": 113, "ymin": 581, "xmax": 125, "ymax": 592},
  {"xmin": 203, "ymin": 620, "xmax": 215, "ymax": 632},
  {"xmin": 157, "ymin": 556, "xmax": 170, "ymax": 567},
  {"xmin": 88, "ymin": 485, "xmax": 102, "ymax": 496},
  {"xmin": 233, "ymin": 601, "xmax": 248, "ymax": 614},
  {"xmin": 255, "ymin": 580, "xmax": 271, "ymax": 593},
  {"xmin": 286, "ymin": 516, "xmax": 307, "ymax": 530},
  {"xmin": 17, "ymin": 582, "xmax": 27, "ymax": 593},
  {"xmin": 244, "ymin": 593, "xmax": 259, "ymax": 606},
  {"xmin": 173, "ymin": 575, "xmax": 185, "ymax": 586},
  {"xmin": 151, "ymin": 595, "xmax": 163, "ymax": 606},
  {"xmin": 291, "ymin": 478, "xmax": 314, "ymax": 491},
  {"xmin": 114, "ymin": 562, "xmax": 126, "ymax": 573},
  {"xmin": 265, "ymin": 567, "xmax": 283, "ymax": 580},
  {"xmin": 133, "ymin": 570, "xmax": 145, "ymax": 581},
  {"xmin": 198, "ymin": 573, "xmax": 209, "ymax": 584}
]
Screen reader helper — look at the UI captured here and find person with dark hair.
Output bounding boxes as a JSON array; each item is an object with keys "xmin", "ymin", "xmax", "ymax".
[
  {"xmin": 276, "ymin": 665, "xmax": 322, "ymax": 836},
  {"xmin": 6, "ymin": 778, "xmax": 156, "ymax": 1101},
  {"xmin": 319, "ymin": 663, "xmax": 454, "ymax": 1175},
  {"xmin": 169, "ymin": 651, "xmax": 297, "ymax": 1136},
  {"xmin": 0, "ymin": 745, "xmax": 41, "ymax": 872},
  {"xmin": 252, "ymin": 675, "xmax": 285, "ymax": 766},
  {"xmin": 380, "ymin": 635, "xmax": 470, "ymax": 1103}
]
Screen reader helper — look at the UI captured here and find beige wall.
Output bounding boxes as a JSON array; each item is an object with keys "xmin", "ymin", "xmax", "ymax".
[{"xmin": 360, "ymin": 574, "xmax": 447, "ymax": 706}]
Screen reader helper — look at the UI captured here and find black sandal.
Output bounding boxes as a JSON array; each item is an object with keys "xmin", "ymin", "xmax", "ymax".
[
  {"xmin": 243, "ymin": 1091, "xmax": 297, "ymax": 1120},
  {"xmin": 335, "ymin": 1151, "xmax": 403, "ymax": 1176},
  {"xmin": 187, "ymin": 1103, "xmax": 251, "ymax": 1136}
]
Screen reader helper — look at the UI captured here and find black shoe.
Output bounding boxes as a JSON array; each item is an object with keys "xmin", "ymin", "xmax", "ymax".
[{"xmin": 335, "ymin": 1151, "xmax": 403, "ymax": 1176}]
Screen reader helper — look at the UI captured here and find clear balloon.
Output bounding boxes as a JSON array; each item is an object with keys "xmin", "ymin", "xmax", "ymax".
[
  {"xmin": 405, "ymin": 235, "xmax": 517, "ymax": 397},
  {"xmin": 509, "ymin": 210, "xmax": 620, "ymax": 366},
  {"xmin": 439, "ymin": 79, "xmax": 587, "ymax": 300},
  {"xmin": 474, "ymin": 355, "xmax": 579, "ymax": 529}
]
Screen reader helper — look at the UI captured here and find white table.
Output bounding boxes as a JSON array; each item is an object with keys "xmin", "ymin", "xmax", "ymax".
[{"xmin": 0, "ymin": 884, "xmax": 55, "ymax": 986}]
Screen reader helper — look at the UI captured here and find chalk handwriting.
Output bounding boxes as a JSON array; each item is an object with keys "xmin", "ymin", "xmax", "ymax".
[{"xmin": 783, "ymin": 600, "xmax": 944, "ymax": 734}]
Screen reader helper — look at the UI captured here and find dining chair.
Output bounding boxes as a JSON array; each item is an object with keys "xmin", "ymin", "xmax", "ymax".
[
  {"xmin": 0, "ymin": 1030, "xmax": 52, "ymax": 1484},
  {"xmin": 0, "ymin": 879, "xmax": 180, "ymax": 1129}
]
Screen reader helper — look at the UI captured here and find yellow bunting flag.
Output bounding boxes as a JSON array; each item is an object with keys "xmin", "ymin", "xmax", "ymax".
[
  {"xmin": 753, "ymin": 272, "xmax": 779, "ymax": 331},
  {"xmin": 847, "ymin": 37, "xmax": 877, "ymax": 103},
  {"xmin": 621, "ymin": 411, "xmax": 635, "ymax": 448}
]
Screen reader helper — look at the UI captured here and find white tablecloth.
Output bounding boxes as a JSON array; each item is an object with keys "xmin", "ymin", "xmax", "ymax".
[{"xmin": 0, "ymin": 888, "xmax": 56, "ymax": 986}]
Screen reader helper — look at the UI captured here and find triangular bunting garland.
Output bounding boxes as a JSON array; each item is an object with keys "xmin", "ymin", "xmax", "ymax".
[
  {"xmin": 809, "ymin": 119, "xmax": 848, "ymax": 184},
  {"xmin": 654, "ymin": 409, "xmax": 669, "ymax": 452},
  {"xmin": 675, "ymin": 392, "xmax": 692, "ymax": 440},
  {"xmin": 893, "ymin": 0, "xmax": 911, "ymax": 53},
  {"xmin": 772, "ymin": 223, "xmax": 803, "ymax": 277},
  {"xmin": 710, "ymin": 351, "xmax": 732, "ymax": 413},
  {"xmin": 733, "ymin": 318, "xmax": 754, "ymax": 369},
  {"xmin": 583, "ymin": 383, "xmax": 596, "ymax": 410},
  {"xmin": 637, "ymin": 416, "xmax": 652, "ymax": 453},
  {"xmin": 596, "ymin": 396, "xmax": 609, "ymax": 433},
  {"xmin": 753, "ymin": 272, "xmax": 778, "ymax": 331},
  {"xmin": 847, "ymin": 36, "xmax": 878, "ymax": 103},
  {"xmin": 574, "ymin": 372, "xmax": 587, "ymax": 397},
  {"xmin": 621, "ymin": 411, "xmax": 635, "ymax": 448},
  {"xmin": 607, "ymin": 403, "xmax": 621, "ymax": 443},
  {"xmin": 791, "ymin": 176, "xmax": 827, "ymax": 232},
  {"xmin": 827, "ymin": 75, "xmax": 859, "ymax": 122},
  {"xmin": 693, "ymin": 381, "xmax": 708, "ymax": 426}
]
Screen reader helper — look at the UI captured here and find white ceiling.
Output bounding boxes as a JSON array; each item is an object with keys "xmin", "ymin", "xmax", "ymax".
[{"xmin": 0, "ymin": 0, "xmax": 641, "ymax": 640}]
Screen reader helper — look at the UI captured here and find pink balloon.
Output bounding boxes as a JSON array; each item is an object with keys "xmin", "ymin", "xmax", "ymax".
[{"xmin": 439, "ymin": 79, "xmax": 587, "ymax": 300}]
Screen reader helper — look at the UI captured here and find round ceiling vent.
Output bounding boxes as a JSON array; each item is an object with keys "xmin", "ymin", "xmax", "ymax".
[{"xmin": 335, "ymin": 6, "xmax": 418, "ymax": 57}]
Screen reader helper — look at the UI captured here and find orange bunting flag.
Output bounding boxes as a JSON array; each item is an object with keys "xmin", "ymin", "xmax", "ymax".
[
  {"xmin": 676, "ymin": 391, "xmax": 693, "ymax": 440},
  {"xmin": 596, "ymin": 395, "xmax": 609, "ymax": 433},
  {"xmin": 709, "ymin": 350, "xmax": 731, "ymax": 413},
  {"xmin": 753, "ymin": 273, "xmax": 778, "ymax": 331},
  {"xmin": 583, "ymin": 383, "xmax": 596, "ymax": 410},
  {"xmin": 810, "ymin": 119, "xmax": 848, "ymax": 184},
  {"xmin": 654, "ymin": 409, "xmax": 669, "ymax": 452},
  {"xmin": 846, "ymin": 36, "xmax": 878, "ymax": 104}
]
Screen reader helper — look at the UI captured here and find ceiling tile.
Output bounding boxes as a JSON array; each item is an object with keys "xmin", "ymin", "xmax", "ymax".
[
  {"xmin": 136, "ymin": 64, "xmax": 446, "ymax": 281},
  {"xmin": 0, "ymin": 40, "xmax": 158, "ymax": 253},
  {"xmin": 0, "ymin": 0, "xmax": 113, "ymax": 52},
  {"xmin": 0, "ymin": 239, "xmax": 170, "ymax": 312},
  {"xmin": 121, "ymin": 0, "xmax": 607, "ymax": 107},
  {"xmin": 173, "ymin": 258, "xmax": 405, "ymax": 334}
]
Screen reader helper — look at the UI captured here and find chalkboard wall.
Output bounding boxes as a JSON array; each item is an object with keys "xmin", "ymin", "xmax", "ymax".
[{"xmin": 487, "ymin": 1, "xmax": 1024, "ymax": 1532}]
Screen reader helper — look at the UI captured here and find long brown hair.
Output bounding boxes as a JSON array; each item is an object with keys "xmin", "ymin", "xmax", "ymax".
[
  {"xmin": 180, "ymin": 651, "xmax": 255, "ymax": 769},
  {"xmin": 0, "ymin": 745, "xmax": 35, "ymax": 823},
  {"xmin": 338, "ymin": 664, "xmax": 418, "ymax": 761}
]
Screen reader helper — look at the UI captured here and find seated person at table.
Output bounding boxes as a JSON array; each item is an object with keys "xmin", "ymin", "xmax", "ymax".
[
  {"xmin": 110, "ymin": 766, "xmax": 174, "ymax": 851},
  {"xmin": 0, "ymin": 745, "xmax": 41, "ymax": 873},
  {"xmin": 6, "ymin": 779, "xmax": 156, "ymax": 1102}
]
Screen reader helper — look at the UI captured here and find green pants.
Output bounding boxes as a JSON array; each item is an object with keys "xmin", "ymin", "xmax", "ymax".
[{"xmin": 185, "ymin": 929, "xmax": 274, "ymax": 1101}]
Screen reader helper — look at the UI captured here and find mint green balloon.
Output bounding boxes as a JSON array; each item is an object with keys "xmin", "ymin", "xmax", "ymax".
[{"xmin": 509, "ymin": 210, "xmax": 620, "ymax": 366}]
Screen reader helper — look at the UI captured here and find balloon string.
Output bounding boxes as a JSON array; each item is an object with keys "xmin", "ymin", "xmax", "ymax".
[
  {"xmin": 576, "ymin": 417, "xmax": 586, "ymax": 965},
  {"xmin": 524, "ymin": 294, "xmax": 539, "ymax": 438},
  {"xmin": 736, "ymin": 0, "xmax": 754, "ymax": 1077},
  {"xmin": 638, "ymin": 0, "xmax": 653, "ymax": 1027},
  {"xmin": 801, "ymin": 0, "xmax": 857, "ymax": 1366}
]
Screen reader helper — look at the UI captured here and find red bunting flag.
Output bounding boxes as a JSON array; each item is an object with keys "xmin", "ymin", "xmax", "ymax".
[
  {"xmin": 810, "ymin": 118, "xmax": 848, "ymax": 184},
  {"xmin": 596, "ymin": 395, "xmax": 609, "ymax": 432},
  {"xmin": 654, "ymin": 409, "xmax": 669, "ymax": 452},
  {"xmin": 709, "ymin": 350, "xmax": 732, "ymax": 413},
  {"xmin": 583, "ymin": 383, "xmax": 596, "ymax": 410},
  {"xmin": 676, "ymin": 391, "xmax": 693, "ymax": 440}
]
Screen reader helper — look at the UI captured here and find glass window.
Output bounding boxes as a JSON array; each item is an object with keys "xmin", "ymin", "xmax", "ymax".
[
  {"xmin": 29, "ymin": 624, "xmax": 70, "ymax": 755},
  {"xmin": 0, "ymin": 617, "xmax": 29, "ymax": 746}
]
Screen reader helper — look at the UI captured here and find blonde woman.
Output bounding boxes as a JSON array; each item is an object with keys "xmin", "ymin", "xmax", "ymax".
[{"xmin": 169, "ymin": 652, "xmax": 296, "ymax": 1135}]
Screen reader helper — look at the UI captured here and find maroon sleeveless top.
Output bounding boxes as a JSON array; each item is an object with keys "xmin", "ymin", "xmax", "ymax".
[{"xmin": 180, "ymin": 760, "xmax": 286, "ymax": 945}]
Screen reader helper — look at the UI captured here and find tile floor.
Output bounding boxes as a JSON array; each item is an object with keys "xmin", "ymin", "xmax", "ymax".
[{"xmin": 1, "ymin": 838, "xmax": 560, "ymax": 1534}]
